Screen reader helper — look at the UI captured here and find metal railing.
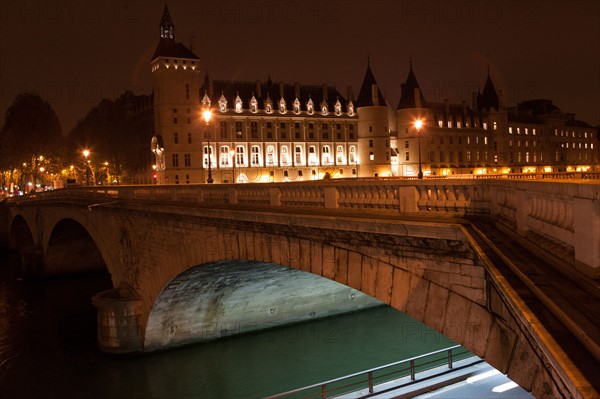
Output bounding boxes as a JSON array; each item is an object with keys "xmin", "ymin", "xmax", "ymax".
[{"xmin": 264, "ymin": 345, "xmax": 478, "ymax": 399}]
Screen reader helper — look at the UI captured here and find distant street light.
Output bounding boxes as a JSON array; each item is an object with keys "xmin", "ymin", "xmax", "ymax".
[
  {"xmin": 203, "ymin": 107, "xmax": 213, "ymax": 183},
  {"xmin": 414, "ymin": 119, "xmax": 423, "ymax": 179},
  {"xmin": 83, "ymin": 149, "xmax": 91, "ymax": 185}
]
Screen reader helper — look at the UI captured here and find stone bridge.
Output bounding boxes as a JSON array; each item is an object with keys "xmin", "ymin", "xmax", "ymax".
[{"xmin": 1, "ymin": 178, "xmax": 599, "ymax": 399}]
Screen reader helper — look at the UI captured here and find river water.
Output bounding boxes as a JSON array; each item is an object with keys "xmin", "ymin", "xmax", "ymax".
[{"xmin": 0, "ymin": 249, "xmax": 457, "ymax": 399}]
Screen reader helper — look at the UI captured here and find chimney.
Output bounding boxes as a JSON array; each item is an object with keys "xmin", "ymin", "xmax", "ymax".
[
  {"xmin": 279, "ymin": 81, "xmax": 285, "ymax": 99},
  {"xmin": 414, "ymin": 88, "xmax": 421, "ymax": 108},
  {"xmin": 371, "ymin": 84, "xmax": 379, "ymax": 105},
  {"xmin": 256, "ymin": 80, "xmax": 261, "ymax": 98}
]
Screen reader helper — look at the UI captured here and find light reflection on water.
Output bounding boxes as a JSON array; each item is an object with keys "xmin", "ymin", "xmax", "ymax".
[{"xmin": 0, "ymin": 250, "xmax": 455, "ymax": 399}]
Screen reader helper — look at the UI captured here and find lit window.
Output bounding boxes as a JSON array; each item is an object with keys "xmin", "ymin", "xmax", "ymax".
[
  {"xmin": 279, "ymin": 98, "xmax": 286, "ymax": 113},
  {"xmin": 219, "ymin": 94, "xmax": 227, "ymax": 112},
  {"xmin": 236, "ymin": 146, "xmax": 245, "ymax": 166},
  {"xmin": 349, "ymin": 146, "xmax": 356, "ymax": 163},
  {"xmin": 438, "ymin": 120, "xmax": 443, "ymax": 128},
  {"xmin": 295, "ymin": 145, "xmax": 304, "ymax": 165},
  {"xmin": 280, "ymin": 145, "xmax": 289, "ymax": 165},
  {"xmin": 336, "ymin": 145, "xmax": 345, "ymax": 164},
  {"xmin": 235, "ymin": 95, "xmax": 243, "ymax": 113},
  {"xmin": 370, "ymin": 152, "xmax": 374, "ymax": 161},
  {"xmin": 322, "ymin": 146, "xmax": 332, "ymax": 164},
  {"xmin": 250, "ymin": 96, "xmax": 258, "ymax": 113},
  {"xmin": 509, "ymin": 127, "xmax": 513, "ymax": 134},
  {"xmin": 220, "ymin": 146, "xmax": 230, "ymax": 166},
  {"xmin": 308, "ymin": 146, "xmax": 318, "ymax": 165},
  {"xmin": 334, "ymin": 99, "xmax": 342, "ymax": 116},
  {"xmin": 266, "ymin": 145, "xmax": 276, "ymax": 166},
  {"xmin": 293, "ymin": 98, "xmax": 300, "ymax": 114},
  {"xmin": 251, "ymin": 145, "xmax": 261, "ymax": 166}
]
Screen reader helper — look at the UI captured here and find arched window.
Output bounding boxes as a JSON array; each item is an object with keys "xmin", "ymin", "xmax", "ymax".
[
  {"xmin": 347, "ymin": 100, "xmax": 354, "ymax": 116},
  {"xmin": 266, "ymin": 145, "xmax": 276, "ymax": 166},
  {"xmin": 349, "ymin": 146, "xmax": 357, "ymax": 164},
  {"xmin": 251, "ymin": 145, "xmax": 261, "ymax": 166},
  {"xmin": 322, "ymin": 145, "xmax": 332, "ymax": 165},
  {"xmin": 236, "ymin": 145, "xmax": 245, "ymax": 166},
  {"xmin": 280, "ymin": 145, "xmax": 289, "ymax": 165},
  {"xmin": 293, "ymin": 98, "xmax": 300, "ymax": 114},
  {"xmin": 203, "ymin": 145, "xmax": 213, "ymax": 167},
  {"xmin": 220, "ymin": 145, "xmax": 230, "ymax": 166},
  {"xmin": 336, "ymin": 145, "xmax": 345, "ymax": 164},
  {"xmin": 308, "ymin": 146, "xmax": 318, "ymax": 165},
  {"xmin": 295, "ymin": 145, "xmax": 304, "ymax": 165}
]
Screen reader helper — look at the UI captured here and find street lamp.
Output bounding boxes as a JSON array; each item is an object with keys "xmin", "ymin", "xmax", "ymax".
[
  {"xmin": 83, "ymin": 149, "xmax": 90, "ymax": 185},
  {"xmin": 414, "ymin": 119, "xmax": 423, "ymax": 179},
  {"xmin": 202, "ymin": 108, "xmax": 213, "ymax": 183}
]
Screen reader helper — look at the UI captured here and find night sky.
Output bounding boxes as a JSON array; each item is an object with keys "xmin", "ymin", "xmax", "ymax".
[{"xmin": 1, "ymin": 0, "xmax": 599, "ymax": 134}]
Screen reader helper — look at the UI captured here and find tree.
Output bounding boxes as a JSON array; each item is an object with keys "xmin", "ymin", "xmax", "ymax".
[
  {"xmin": 67, "ymin": 91, "xmax": 154, "ymax": 184},
  {"xmin": 0, "ymin": 93, "xmax": 66, "ymax": 189}
]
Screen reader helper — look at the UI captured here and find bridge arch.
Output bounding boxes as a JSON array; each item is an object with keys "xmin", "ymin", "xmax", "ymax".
[
  {"xmin": 45, "ymin": 218, "xmax": 107, "ymax": 275},
  {"xmin": 9, "ymin": 214, "xmax": 34, "ymax": 250},
  {"xmin": 144, "ymin": 260, "xmax": 379, "ymax": 351}
]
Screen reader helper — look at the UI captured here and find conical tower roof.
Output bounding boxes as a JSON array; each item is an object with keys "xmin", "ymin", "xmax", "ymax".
[
  {"xmin": 355, "ymin": 59, "xmax": 386, "ymax": 107},
  {"xmin": 397, "ymin": 62, "xmax": 427, "ymax": 109},
  {"xmin": 477, "ymin": 71, "xmax": 499, "ymax": 110}
]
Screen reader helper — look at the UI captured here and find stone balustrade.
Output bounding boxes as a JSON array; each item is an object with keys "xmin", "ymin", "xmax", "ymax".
[{"xmin": 7, "ymin": 178, "xmax": 599, "ymax": 278}]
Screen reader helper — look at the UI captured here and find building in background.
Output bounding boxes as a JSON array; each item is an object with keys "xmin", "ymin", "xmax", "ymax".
[{"xmin": 150, "ymin": 5, "xmax": 598, "ymax": 184}]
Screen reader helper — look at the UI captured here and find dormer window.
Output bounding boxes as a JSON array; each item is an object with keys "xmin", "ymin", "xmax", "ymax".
[
  {"xmin": 307, "ymin": 98, "xmax": 314, "ymax": 115},
  {"xmin": 293, "ymin": 98, "xmax": 300, "ymax": 114},
  {"xmin": 250, "ymin": 95, "xmax": 258, "ymax": 113},
  {"xmin": 334, "ymin": 99, "xmax": 342, "ymax": 116},
  {"xmin": 347, "ymin": 101, "xmax": 354, "ymax": 116},
  {"xmin": 279, "ymin": 98, "xmax": 286, "ymax": 114},
  {"xmin": 202, "ymin": 93, "xmax": 211, "ymax": 108},
  {"xmin": 265, "ymin": 94, "xmax": 273, "ymax": 114},
  {"xmin": 218, "ymin": 94, "xmax": 227, "ymax": 112},
  {"xmin": 321, "ymin": 101, "xmax": 328, "ymax": 115},
  {"xmin": 235, "ymin": 94, "xmax": 243, "ymax": 113}
]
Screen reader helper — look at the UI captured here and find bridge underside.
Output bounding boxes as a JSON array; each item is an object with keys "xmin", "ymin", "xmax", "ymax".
[{"xmin": 95, "ymin": 261, "xmax": 381, "ymax": 353}]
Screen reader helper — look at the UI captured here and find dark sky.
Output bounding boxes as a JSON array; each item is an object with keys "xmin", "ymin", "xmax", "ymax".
[{"xmin": 1, "ymin": 0, "xmax": 599, "ymax": 134}]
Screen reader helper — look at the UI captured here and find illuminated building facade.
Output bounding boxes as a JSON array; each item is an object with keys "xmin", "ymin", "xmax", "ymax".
[{"xmin": 151, "ymin": 5, "xmax": 598, "ymax": 184}]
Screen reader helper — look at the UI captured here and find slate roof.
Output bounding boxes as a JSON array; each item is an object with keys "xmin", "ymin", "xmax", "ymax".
[
  {"xmin": 397, "ymin": 63, "xmax": 427, "ymax": 109},
  {"xmin": 355, "ymin": 62, "xmax": 386, "ymax": 107},
  {"xmin": 201, "ymin": 77, "xmax": 351, "ymax": 113}
]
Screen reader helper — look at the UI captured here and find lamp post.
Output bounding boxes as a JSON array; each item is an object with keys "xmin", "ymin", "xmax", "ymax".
[
  {"xmin": 202, "ymin": 108, "xmax": 213, "ymax": 183},
  {"xmin": 83, "ymin": 149, "xmax": 90, "ymax": 185},
  {"xmin": 414, "ymin": 119, "xmax": 423, "ymax": 179}
]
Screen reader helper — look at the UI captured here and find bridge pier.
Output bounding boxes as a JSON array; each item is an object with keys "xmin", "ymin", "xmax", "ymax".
[
  {"xmin": 92, "ymin": 287, "xmax": 144, "ymax": 354},
  {"xmin": 20, "ymin": 245, "xmax": 45, "ymax": 277}
]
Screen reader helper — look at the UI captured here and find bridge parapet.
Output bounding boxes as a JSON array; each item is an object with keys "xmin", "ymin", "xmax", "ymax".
[{"xmin": 5, "ymin": 178, "xmax": 599, "ymax": 278}]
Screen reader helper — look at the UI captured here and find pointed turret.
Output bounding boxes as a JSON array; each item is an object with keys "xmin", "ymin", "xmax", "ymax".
[
  {"xmin": 160, "ymin": 4, "xmax": 175, "ymax": 40},
  {"xmin": 477, "ymin": 71, "xmax": 499, "ymax": 110},
  {"xmin": 397, "ymin": 61, "xmax": 427, "ymax": 110},
  {"xmin": 152, "ymin": 4, "xmax": 198, "ymax": 60},
  {"xmin": 355, "ymin": 59, "xmax": 386, "ymax": 108}
]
